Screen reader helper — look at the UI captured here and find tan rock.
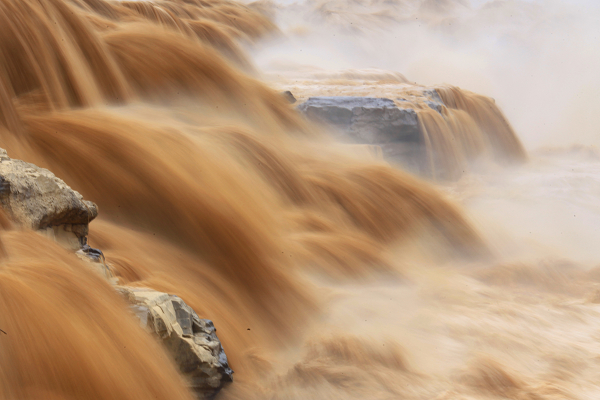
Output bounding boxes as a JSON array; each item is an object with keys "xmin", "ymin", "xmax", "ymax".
[
  {"xmin": 0, "ymin": 148, "xmax": 97, "ymax": 249},
  {"xmin": 117, "ymin": 286, "xmax": 233, "ymax": 399}
]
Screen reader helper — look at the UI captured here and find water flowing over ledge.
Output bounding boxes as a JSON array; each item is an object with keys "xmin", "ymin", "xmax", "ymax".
[{"xmin": 0, "ymin": 0, "xmax": 597, "ymax": 399}]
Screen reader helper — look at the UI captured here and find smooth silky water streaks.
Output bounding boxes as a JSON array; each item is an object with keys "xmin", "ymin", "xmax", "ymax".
[
  {"xmin": 272, "ymin": 77, "xmax": 526, "ymax": 179},
  {"xmin": 0, "ymin": 229, "xmax": 196, "ymax": 400},
  {"xmin": 0, "ymin": 1, "xmax": 491, "ymax": 398},
  {"xmin": 1, "ymin": 0, "xmax": 597, "ymax": 399}
]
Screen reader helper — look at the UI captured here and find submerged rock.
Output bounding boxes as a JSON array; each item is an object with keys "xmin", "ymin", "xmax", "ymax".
[
  {"xmin": 0, "ymin": 148, "xmax": 97, "ymax": 250},
  {"xmin": 117, "ymin": 286, "xmax": 233, "ymax": 399}
]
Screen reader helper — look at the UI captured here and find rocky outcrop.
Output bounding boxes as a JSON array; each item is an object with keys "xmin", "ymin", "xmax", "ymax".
[
  {"xmin": 297, "ymin": 88, "xmax": 525, "ymax": 179},
  {"xmin": 297, "ymin": 96, "xmax": 429, "ymax": 172},
  {"xmin": 0, "ymin": 148, "xmax": 97, "ymax": 250},
  {"xmin": 298, "ymin": 96, "xmax": 420, "ymax": 144},
  {"xmin": 117, "ymin": 286, "xmax": 233, "ymax": 399}
]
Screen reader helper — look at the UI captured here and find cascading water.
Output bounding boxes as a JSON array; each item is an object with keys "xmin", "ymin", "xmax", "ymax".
[{"xmin": 0, "ymin": 0, "xmax": 598, "ymax": 399}]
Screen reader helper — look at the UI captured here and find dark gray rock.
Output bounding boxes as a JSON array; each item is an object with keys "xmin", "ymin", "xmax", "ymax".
[
  {"xmin": 424, "ymin": 100, "xmax": 443, "ymax": 114},
  {"xmin": 297, "ymin": 96, "xmax": 420, "ymax": 144},
  {"xmin": 282, "ymin": 90, "xmax": 296, "ymax": 104},
  {"xmin": 117, "ymin": 286, "xmax": 233, "ymax": 399},
  {"xmin": 423, "ymin": 89, "xmax": 443, "ymax": 104}
]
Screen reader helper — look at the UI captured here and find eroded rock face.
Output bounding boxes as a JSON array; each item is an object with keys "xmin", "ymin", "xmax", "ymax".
[
  {"xmin": 0, "ymin": 148, "xmax": 97, "ymax": 249},
  {"xmin": 297, "ymin": 96, "xmax": 420, "ymax": 144},
  {"xmin": 117, "ymin": 286, "xmax": 233, "ymax": 399}
]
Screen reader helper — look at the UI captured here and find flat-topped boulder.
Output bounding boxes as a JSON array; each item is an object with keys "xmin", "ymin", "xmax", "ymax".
[
  {"xmin": 298, "ymin": 96, "xmax": 420, "ymax": 144},
  {"xmin": 117, "ymin": 286, "xmax": 233, "ymax": 399},
  {"xmin": 0, "ymin": 148, "xmax": 97, "ymax": 250}
]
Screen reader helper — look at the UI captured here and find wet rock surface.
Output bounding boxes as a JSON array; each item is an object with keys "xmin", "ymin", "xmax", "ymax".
[
  {"xmin": 117, "ymin": 286, "xmax": 233, "ymax": 399},
  {"xmin": 418, "ymin": 90, "xmax": 445, "ymax": 114},
  {"xmin": 0, "ymin": 148, "xmax": 98, "ymax": 248},
  {"xmin": 297, "ymin": 96, "xmax": 421, "ymax": 144},
  {"xmin": 297, "ymin": 96, "xmax": 431, "ymax": 172}
]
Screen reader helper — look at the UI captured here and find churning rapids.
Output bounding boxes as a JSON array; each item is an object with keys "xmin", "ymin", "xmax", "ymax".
[{"xmin": 0, "ymin": 0, "xmax": 599, "ymax": 399}]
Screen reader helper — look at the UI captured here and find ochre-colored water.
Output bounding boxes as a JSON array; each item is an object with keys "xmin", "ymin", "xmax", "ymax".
[
  {"xmin": 0, "ymin": 0, "xmax": 596, "ymax": 399},
  {"xmin": 269, "ymin": 77, "xmax": 526, "ymax": 179}
]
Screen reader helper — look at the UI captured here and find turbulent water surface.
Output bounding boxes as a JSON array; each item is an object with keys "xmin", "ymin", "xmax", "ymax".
[{"xmin": 0, "ymin": 0, "xmax": 599, "ymax": 399}]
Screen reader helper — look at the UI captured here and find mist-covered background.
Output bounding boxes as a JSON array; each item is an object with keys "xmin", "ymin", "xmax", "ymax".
[{"xmin": 252, "ymin": 0, "xmax": 600, "ymax": 148}]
